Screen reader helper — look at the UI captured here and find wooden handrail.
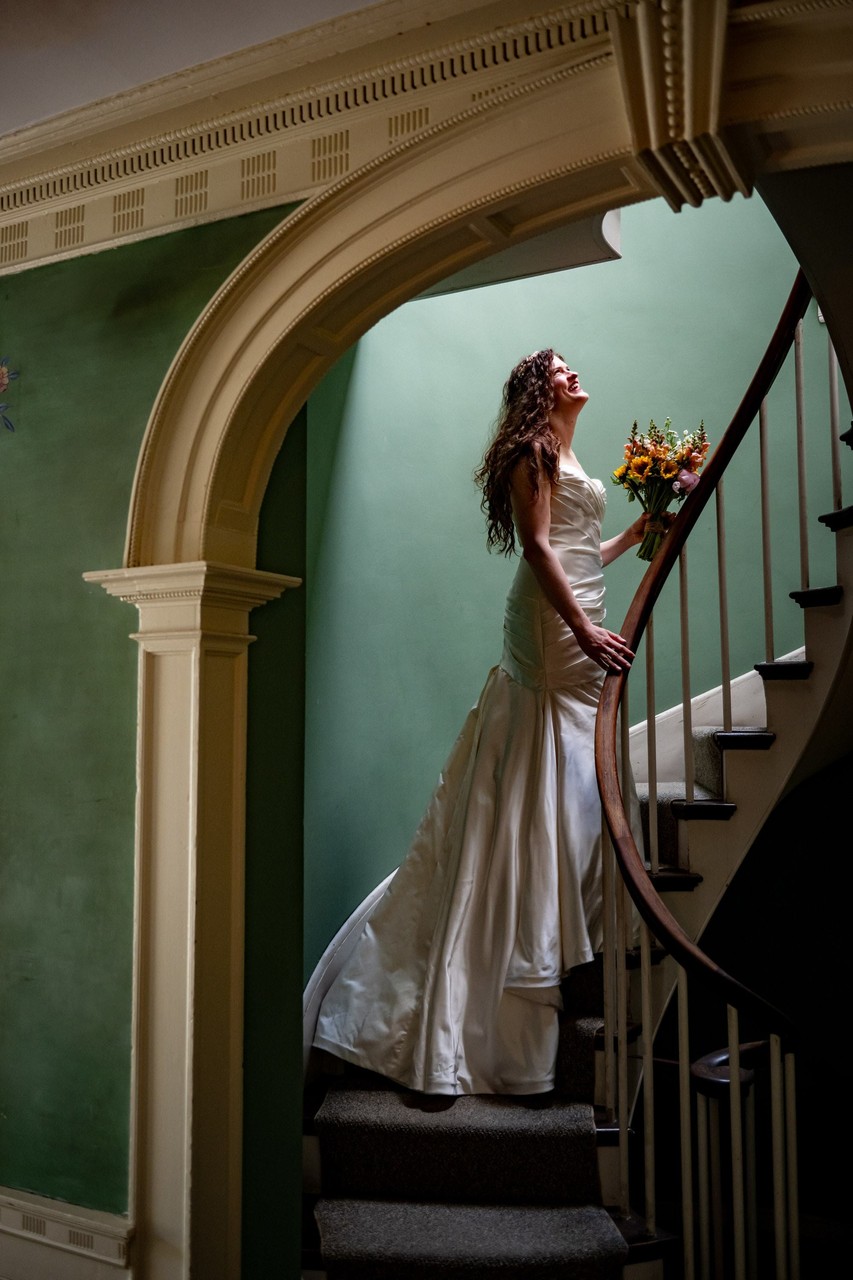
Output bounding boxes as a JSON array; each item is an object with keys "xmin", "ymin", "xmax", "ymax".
[{"xmin": 594, "ymin": 269, "xmax": 813, "ymax": 1045}]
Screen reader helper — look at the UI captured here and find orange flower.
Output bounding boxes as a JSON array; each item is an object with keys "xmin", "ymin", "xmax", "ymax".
[{"xmin": 629, "ymin": 455, "xmax": 653, "ymax": 482}]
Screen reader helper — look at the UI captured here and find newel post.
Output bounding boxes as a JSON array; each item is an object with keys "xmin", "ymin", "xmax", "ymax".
[{"xmin": 84, "ymin": 561, "xmax": 300, "ymax": 1280}]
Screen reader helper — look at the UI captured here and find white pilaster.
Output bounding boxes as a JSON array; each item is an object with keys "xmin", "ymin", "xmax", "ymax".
[{"xmin": 83, "ymin": 561, "xmax": 300, "ymax": 1280}]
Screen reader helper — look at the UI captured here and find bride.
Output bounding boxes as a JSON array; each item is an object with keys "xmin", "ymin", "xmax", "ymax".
[{"xmin": 312, "ymin": 348, "xmax": 649, "ymax": 1096}]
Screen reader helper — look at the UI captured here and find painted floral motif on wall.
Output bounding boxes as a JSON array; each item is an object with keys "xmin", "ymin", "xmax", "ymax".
[{"xmin": 0, "ymin": 355, "xmax": 19, "ymax": 433}]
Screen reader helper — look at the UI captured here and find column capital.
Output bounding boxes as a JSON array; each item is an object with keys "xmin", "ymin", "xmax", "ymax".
[{"xmin": 84, "ymin": 560, "xmax": 301, "ymax": 637}]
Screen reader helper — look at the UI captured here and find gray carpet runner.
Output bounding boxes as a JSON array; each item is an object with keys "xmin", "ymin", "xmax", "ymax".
[
  {"xmin": 316, "ymin": 1200, "xmax": 628, "ymax": 1279},
  {"xmin": 310, "ymin": 959, "xmax": 629, "ymax": 1278}
]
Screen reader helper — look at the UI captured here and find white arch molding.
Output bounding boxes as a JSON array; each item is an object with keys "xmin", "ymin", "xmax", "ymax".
[{"xmin": 81, "ymin": 2, "xmax": 853, "ymax": 1275}]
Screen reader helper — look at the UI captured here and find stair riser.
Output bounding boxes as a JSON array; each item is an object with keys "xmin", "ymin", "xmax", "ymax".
[
  {"xmin": 323, "ymin": 1263, "xmax": 625, "ymax": 1279},
  {"xmin": 306, "ymin": 1266, "xmax": 664, "ymax": 1280},
  {"xmin": 307, "ymin": 1130, "xmax": 622, "ymax": 1207},
  {"xmin": 316, "ymin": 1124, "xmax": 600, "ymax": 1205}
]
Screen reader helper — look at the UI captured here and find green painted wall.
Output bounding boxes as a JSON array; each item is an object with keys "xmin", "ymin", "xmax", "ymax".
[
  {"xmin": 0, "ymin": 205, "xmax": 291, "ymax": 1214},
  {"xmin": 302, "ymin": 191, "xmax": 851, "ymax": 979},
  {"xmin": 244, "ymin": 406, "xmax": 307, "ymax": 1280}
]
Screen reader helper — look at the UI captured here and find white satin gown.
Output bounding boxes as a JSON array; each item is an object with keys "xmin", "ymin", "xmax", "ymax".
[{"xmin": 312, "ymin": 467, "xmax": 642, "ymax": 1095}]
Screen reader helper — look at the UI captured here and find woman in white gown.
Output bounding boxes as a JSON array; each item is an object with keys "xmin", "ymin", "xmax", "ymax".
[{"xmin": 313, "ymin": 349, "xmax": 649, "ymax": 1096}]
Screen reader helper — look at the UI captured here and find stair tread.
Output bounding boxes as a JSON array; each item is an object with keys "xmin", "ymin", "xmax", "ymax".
[
  {"xmin": 789, "ymin": 583, "xmax": 842, "ymax": 607},
  {"xmin": 649, "ymin": 866, "xmax": 703, "ymax": 890},
  {"xmin": 819, "ymin": 504, "xmax": 853, "ymax": 530},
  {"xmin": 670, "ymin": 798, "xmax": 735, "ymax": 819},
  {"xmin": 755, "ymin": 658, "xmax": 813, "ymax": 680},
  {"xmin": 315, "ymin": 1197, "xmax": 629, "ymax": 1270},
  {"xmin": 714, "ymin": 729, "xmax": 775, "ymax": 750},
  {"xmin": 316, "ymin": 1086, "xmax": 595, "ymax": 1136}
]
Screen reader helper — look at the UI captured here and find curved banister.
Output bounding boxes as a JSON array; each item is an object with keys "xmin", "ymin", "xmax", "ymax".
[{"xmin": 594, "ymin": 268, "xmax": 813, "ymax": 1045}]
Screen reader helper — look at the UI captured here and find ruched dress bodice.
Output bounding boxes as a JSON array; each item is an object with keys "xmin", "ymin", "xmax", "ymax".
[{"xmin": 501, "ymin": 468, "xmax": 607, "ymax": 697}]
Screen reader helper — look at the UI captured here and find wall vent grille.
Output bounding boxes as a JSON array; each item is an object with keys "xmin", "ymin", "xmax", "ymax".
[
  {"xmin": 68, "ymin": 1228, "xmax": 95, "ymax": 1250},
  {"xmin": 113, "ymin": 187, "xmax": 145, "ymax": 234},
  {"xmin": 471, "ymin": 81, "xmax": 515, "ymax": 102},
  {"xmin": 388, "ymin": 107, "xmax": 430, "ymax": 143},
  {"xmin": 175, "ymin": 170, "xmax": 209, "ymax": 217},
  {"xmin": 241, "ymin": 150, "xmax": 277, "ymax": 201},
  {"xmin": 311, "ymin": 131, "xmax": 350, "ymax": 183},
  {"xmin": 21, "ymin": 1213, "xmax": 47, "ymax": 1236},
  {"xmin": 54, "ymin": 205, "xmax": 85, "ymax": 249},
  {"xmin": 0, "ymin": 220, "xmax": 28, "ymax": 263}
]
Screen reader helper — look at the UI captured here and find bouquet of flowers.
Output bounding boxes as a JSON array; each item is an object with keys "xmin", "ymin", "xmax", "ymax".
[{"xmin": 612, "ymin": 417, "xmax": 709, "ymax": 561}]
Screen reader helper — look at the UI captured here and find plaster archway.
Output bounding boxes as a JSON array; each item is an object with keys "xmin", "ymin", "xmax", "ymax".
[{"xmin": 125, "ymin": 59, "xmax": 660, "ymax": 570}]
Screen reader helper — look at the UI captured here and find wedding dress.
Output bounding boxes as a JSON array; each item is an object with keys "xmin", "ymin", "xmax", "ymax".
[{"xmin": 312, "ymin": 466, "xmax": 641, "ymax": 1095}]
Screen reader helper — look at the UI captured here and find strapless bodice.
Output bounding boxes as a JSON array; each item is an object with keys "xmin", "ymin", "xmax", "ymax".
[{"xmin": 500, "ymin": 469, "xmax": 606, "ymax": 695}]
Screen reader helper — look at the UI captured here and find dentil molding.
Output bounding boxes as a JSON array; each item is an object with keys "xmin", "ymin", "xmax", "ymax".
[{"xmin": 0, "ymin": 1, "xmax": 616, "ymax": 274}]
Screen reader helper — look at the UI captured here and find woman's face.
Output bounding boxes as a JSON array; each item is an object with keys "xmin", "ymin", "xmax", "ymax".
[{"xmin": 551, "ymin": 357, "xmax": 589, "ymax": 412}]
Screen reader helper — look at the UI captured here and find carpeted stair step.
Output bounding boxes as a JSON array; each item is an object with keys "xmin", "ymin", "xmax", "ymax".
[
  {"xmin": 691, "ymin": 726, "xmax": 723, "ymax": 793},
  {"xmin": 315, "ymin": 1088, "xmax": 601, "ymax": 1205},
  {"xmin": 637, "ymin": 724, "xmax": 771, "ymax": 841},
  {"xmin": 315, "ymin": 1197, "xmax": 629, "ymax": 1279},
  {"xmin": 636, "ymin": 779, "xmax": 720, "ymax": 866}
]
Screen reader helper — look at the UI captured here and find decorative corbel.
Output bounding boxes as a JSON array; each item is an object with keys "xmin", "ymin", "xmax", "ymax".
[{"xmin": 610, "ymin": 0, "xmax": 753, "ymax": 210}]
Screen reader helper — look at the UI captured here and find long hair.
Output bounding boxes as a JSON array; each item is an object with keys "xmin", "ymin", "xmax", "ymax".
[{"xmin": 474, "ymin": 348, "xmax": 562, "ymax": 555}]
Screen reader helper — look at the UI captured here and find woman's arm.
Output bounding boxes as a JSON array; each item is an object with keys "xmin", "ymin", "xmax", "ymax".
[
  {"xmin": 600, "ymin": 512, "xmax": 648, "ymax": 566},
  {"xmin": 511, "ymin": 458, "xmax": 635, "ymax": 672},
  {"xmin": 601, "ymin": 510, "xmax": 674, "ymax": 565}
]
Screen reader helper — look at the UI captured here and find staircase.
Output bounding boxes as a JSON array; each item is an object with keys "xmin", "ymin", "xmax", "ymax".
[
  {"xmin": 303, "ymin": 958, "xmax": 675, "ymax": 1278},
  {"xmin": 628, "ymin": 506, "xmax": 853, "ymax": 1043}
]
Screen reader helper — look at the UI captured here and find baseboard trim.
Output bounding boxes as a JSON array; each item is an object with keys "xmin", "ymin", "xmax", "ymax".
[{"xmin": 0, "ymin": 1186, "xmax": 132, "ymax": 1277}]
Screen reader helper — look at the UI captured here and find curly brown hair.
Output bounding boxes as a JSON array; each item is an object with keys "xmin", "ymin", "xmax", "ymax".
[{"xmin": 474, "ymin": 348, "xmax": 562, "ymax": 555}]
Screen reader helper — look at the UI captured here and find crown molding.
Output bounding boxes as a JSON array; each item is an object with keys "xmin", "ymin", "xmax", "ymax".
[
  {"xmin": 1, "ymin": 0, "xmax": 852, "ymax": 277},
  {"xmin": 0, "ymin": 1, "xmax": 618, "ymax": 275}
]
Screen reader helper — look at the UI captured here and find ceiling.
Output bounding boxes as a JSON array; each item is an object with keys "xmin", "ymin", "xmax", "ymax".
[{"xmin": 1, "ymin": 0, "xmax": 373, "ymax": 135}]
